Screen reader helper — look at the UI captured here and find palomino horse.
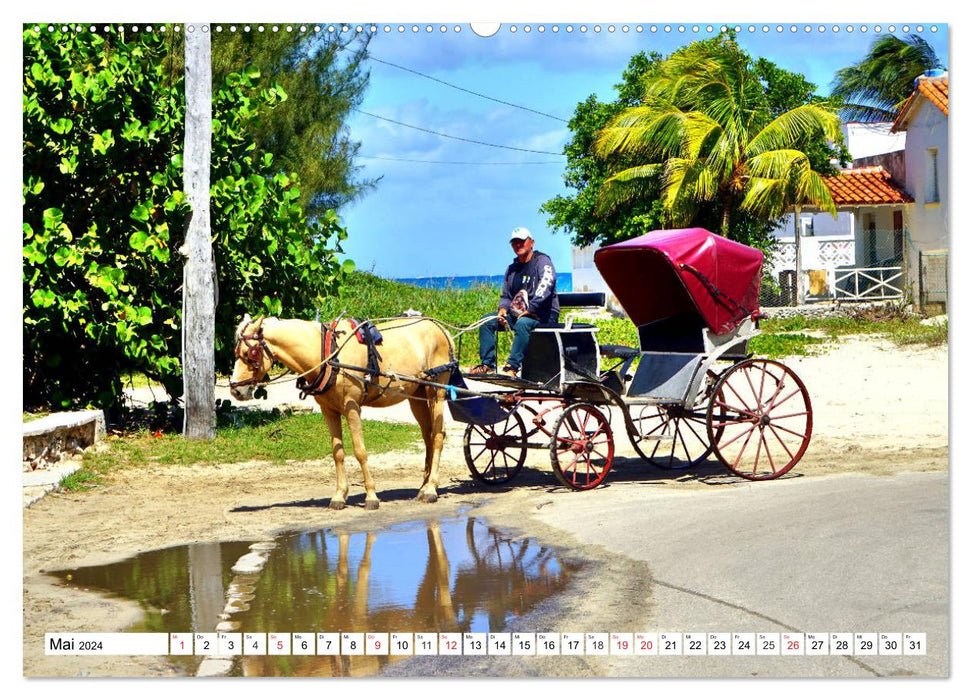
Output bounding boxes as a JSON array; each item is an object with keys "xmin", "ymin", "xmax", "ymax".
[{"xmin": 229, "ymin": 314, "xmax": 455, "ymax": 510}]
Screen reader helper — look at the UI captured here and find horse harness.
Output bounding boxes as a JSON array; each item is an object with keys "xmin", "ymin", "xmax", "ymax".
[
  {"xmin": 229, "ymin": 325, "xmax": 277, "ymax": 392},
  {"xmin": 296, "ymin": 319, "xmax": 387, "ymax": 401}
]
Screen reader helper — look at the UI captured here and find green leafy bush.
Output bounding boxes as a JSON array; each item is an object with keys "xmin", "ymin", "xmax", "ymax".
[{"xmin": 23, "ymin": 27, "xmax": 346, "ymax": 413}]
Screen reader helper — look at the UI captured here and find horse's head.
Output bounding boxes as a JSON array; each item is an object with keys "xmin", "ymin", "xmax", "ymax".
[{"xmin": 229, "ymin": 314, "xmax": 274, "ymax": 400}]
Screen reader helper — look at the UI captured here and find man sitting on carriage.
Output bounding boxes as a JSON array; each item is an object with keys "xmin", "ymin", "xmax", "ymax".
[{"xmin": 469, "ymin": 227, "xmax": 559, "ymax": 378}]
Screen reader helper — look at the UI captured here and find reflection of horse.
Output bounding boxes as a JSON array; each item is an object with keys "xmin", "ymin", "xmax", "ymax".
[
  {"xmin": 230, "ymin": 315, "xmax": 454, "ymax": 510},
  {"xmin": 239, "ymin": 524, "xmax": 459, "ymax": 678}
]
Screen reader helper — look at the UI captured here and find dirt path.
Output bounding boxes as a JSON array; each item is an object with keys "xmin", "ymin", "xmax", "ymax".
[{"xmin": 23, "ymin": 335, "xmax": 948, "ymax": 677}]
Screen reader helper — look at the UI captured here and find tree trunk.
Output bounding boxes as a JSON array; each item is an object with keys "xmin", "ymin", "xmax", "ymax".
[
  {"xmin": 182, "ymin": 25, "xmax": 215, "ymax": 440},
  {"xmin": 720, "ymin": 196, "xmax": 732, "ymax": 236}
]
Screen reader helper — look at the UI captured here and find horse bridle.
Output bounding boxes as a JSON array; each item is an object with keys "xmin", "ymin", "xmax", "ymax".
[{"xmin": 229, "ymin": 323, "xmax": 276, "ymax": 391}]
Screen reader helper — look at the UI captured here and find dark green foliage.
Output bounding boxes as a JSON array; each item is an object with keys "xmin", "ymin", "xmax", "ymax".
[
  {"xmin": 209, "ymin": 28, "xmax": 376, "ymax": 217},
  {"xmin": 23, "ymin": 27, "xmax": 348, "ymax": 413}
]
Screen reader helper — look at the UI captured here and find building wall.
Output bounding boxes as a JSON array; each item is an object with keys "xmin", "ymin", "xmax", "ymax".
[
  {"xmin": 842, "ymin": 122, "xmax": 907, "ymax": 159},
  {"xmin": 853, "ymin": 150, "xmax": 907, "ymax": 184},
  {"xmin": 901, "ymin": 100, "xmax": 949, "ymax": 299}
]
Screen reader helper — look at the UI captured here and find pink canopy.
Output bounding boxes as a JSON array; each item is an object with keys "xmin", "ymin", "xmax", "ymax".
[{"xmin": 593, "ymin": 228, "xmax": 764, "ymax": 335}]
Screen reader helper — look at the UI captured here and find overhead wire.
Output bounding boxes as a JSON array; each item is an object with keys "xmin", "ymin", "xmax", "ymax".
[
  {"xmin": 354, "ymin": 109, "xmax": 565, "ymax": 156},
  {"xmin": 365, "ymin": 55, "xmax": 569, "ymax": 123},
  {"xmin": 359, "ymin": 155, "xmax": 563, "ymax": 165}
]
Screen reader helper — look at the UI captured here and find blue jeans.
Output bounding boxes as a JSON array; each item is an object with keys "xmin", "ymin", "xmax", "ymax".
[{"xmin": 478, "ymin": 314, "xmax": 540, "ymax": 371}]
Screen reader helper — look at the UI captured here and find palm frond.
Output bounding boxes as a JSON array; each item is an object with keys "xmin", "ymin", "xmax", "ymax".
[
  {"xmin": 596, "ymin": 164, "xmax": 664, "ymax": 215},
  {"xmin": 746, "ymin": 104, "xmax": 841, "ymax": 157},
  {"xmin": 830, "ymin": 34, "xmax": 943, "ymax": 123}
]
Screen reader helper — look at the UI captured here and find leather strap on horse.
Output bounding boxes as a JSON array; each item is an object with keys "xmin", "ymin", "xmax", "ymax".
[
  {"xmin": 422, "ymin": 361, "xmax": 459, "ymax": 379},
  {"xmin": 350, "ymin": 319, "xmax": 384, "ymax": 395},
  {"xmin": 296, "ymin": 321, "xmax": 339, "ymax": 399},
  {"xmin": 229, "ymin": 325, "xmax": 276, "ymax": 391}
]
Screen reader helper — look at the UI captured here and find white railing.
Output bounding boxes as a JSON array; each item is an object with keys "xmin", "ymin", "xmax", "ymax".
[{"xmin": 833, "ymin": 267, "xmax": 903, "ymax": 301}]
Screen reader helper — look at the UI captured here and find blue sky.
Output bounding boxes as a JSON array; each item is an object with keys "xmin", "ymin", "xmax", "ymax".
[{"xmin": 336, "ymin": 22, "xmax": 948, "ymax": 279}]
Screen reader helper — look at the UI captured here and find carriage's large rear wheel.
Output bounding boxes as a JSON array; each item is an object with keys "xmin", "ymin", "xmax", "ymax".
[
  {"xmin": 463, "ymin": 411, "xmax": 527, "ymax": 485},
  {"xmin": 550, "ymin": 403, "xmax": 613, "ymax": 490},
  {"xmin": 706, "ymin": 359, "xmax": 812, "ymax": 480}
]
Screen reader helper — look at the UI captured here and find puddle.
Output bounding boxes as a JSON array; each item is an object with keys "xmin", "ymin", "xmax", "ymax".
[{"xmin": 51, "ymin": 516, "xmax": 580, "ymax": 676}]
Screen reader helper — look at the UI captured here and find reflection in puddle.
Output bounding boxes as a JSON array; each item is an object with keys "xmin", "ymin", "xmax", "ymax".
[{"xmin": 52, "ymin": 516, "xmax": 580, "ymax": 676}]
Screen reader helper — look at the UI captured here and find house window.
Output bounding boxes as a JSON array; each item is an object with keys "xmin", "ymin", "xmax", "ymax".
[
  {"xmin": 800, "ymin": 216, "xmax": 815, "ymax": 237},
  {"xmin": 926, "ymin": 149, "xmax": 940, "ymax": 203}
]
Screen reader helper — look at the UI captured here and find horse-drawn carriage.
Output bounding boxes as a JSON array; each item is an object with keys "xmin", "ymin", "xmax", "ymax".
[
  {"xmin": 231, "ymin": 227, "xmax": 812, "ymax": 507},
  {"xmin": 451, "ymin": 227, "xmax": 813, "ymax": 490}
]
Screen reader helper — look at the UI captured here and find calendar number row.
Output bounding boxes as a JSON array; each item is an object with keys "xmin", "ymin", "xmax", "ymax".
[{"xmin": 47, "ymin": 632, "xmax": 927, "ymax": 657}]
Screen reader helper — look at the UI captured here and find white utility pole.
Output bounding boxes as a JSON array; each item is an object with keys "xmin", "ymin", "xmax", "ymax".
[{"xmin": 182, "ymin": 24, "xmax": 216, "ymax": 439}]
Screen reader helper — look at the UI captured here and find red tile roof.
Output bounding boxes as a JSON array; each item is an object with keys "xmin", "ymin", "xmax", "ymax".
[
  {"xmin": 892, "ymin": 76, "xmax": 948, "ymax": 132},
  {"xmin": 823, "ymin": 166, "xmax": 913, "ymax": 206}
]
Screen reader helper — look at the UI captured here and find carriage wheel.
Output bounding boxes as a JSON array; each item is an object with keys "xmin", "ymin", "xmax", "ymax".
[
  {"xmin": 629, "ymin": 371, "xmax": 723, "ymax": 469},
  {"xmin": 463, "ymin": 411, "xmax": 528, "ymax": 485},
  {"xmin": 550, "ymin": 403, "xmax": 614, "ymax": 491},
  {"xmin": 630, "ymin": 404, "xmax": 715, "ymax": 469},
  {"xmin": 707, "ymin": 359, "xmax": 813, "ymax": 480}
]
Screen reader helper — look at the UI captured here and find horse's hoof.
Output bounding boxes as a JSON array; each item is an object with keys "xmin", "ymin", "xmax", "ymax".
[
  {"xmin": 329, "ymin": 499, "xmax": 346, "ymax": 511},
  {"xmin": 417, "ymin": 491, "xmax": 438, "ymax": 504},
  {"xmin": 365, "ymin": 500, "xmax": 380, "ymax": 511}
]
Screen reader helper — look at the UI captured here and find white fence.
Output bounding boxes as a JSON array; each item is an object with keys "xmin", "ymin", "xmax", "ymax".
[{"xmin": 833, "ymin": 266, "xmax": 903, "ymax": 301}]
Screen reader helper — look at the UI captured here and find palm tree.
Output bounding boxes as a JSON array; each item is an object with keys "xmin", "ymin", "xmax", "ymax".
[
  {"xmin": 831, "ymin": 34, "xmax": 944, "ymax": 122},
  {"xmin": 592, "ymin": 40, "xmax": 841, "ymax": 236}
]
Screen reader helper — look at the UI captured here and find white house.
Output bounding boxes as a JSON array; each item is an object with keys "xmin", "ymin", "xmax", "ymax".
[{"xmin": 892, "ymin": 72, "xmax": 949, "ymax": 306}]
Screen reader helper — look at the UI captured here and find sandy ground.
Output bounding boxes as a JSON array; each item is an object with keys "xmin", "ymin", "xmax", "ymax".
[{"xmin": 22, "ymin": 334, "xmax": 948, "ymax": 677}]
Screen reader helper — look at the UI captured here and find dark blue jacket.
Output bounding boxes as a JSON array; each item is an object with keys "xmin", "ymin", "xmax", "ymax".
[{"xmin": 499, "ymin": 251, "xmax": 559, "ymax": 323}]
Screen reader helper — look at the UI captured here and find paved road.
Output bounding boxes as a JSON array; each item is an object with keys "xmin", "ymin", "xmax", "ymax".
[{"xmin": 534, "ymin": 471, "xmax": 949, "ymax": 677}]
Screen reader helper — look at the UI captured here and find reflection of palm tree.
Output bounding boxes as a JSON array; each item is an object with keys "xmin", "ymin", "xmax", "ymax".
[
  {"xmin": 593, "ymin": 38, "xmax": 840, "ymax": 234},
  {"xmin": 831, "ymin": 34, "xmax": 944, "ymax": 122}
]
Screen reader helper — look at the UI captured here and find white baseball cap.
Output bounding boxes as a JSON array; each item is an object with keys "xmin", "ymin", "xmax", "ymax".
[{"xmin": 510, "ymin": 227, "xmax": 533, "ymax": 241}]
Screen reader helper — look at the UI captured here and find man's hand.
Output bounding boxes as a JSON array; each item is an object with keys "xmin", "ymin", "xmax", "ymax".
[{"xmin": 497, "ymin": 308, "xmax": 508, "ymax": 327}]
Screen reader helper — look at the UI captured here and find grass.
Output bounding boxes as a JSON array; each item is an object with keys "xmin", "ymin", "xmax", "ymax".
[
  {"xmin": 64, "ymin": 410, "xmax": 422, "ymax": 492},
  {"xmin": 316, "ymin": 271, "xmax": 499, "ymax": 367},
  {"xmin": 760, "ymin": 306, "xmax": 948, "ymax": 348}
]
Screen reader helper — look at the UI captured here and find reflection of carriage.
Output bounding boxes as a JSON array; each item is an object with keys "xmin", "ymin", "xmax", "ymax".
[{"xmin": 451, "ymin": 228, "xmax": 813, "ymax": 490}]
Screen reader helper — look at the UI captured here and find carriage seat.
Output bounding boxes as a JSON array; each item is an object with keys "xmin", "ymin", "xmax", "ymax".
[
  {"xmin": 536, "ymin": 291, "xmax": 607, "ymax": 329},
  {"xmin": 613, "ymin": 312, "xmax": 705, "ymax": 403},
  {"xmin": 637, "ymin": 311, "xmax": 706, "ymax": 353}
]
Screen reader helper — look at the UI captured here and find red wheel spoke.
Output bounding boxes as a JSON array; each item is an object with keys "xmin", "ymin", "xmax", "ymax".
[
  {"xmin": 712, "ymin": 397, "xmax": 757, "ymax": 418},
  {"xmin": 765, "ymin": 386, "xmax": 802, "ymax": 412},
  {"xmin": 769, "ymin": 410, "xmax": 809, "ymax": 421},
  {"xmin": 769, "ymin": 423, "xmax": 809, "ymax": 440},
  {"xmin": 767, "ymin": 424, "xmax": 797, "ymax": 461},
  {"xmin": 750, "ymin": 428, "xmax": 766, "ymax": 475},
  {"xmin": 744, "ymin": 366, "xmax": 762, "ymax": 407},
  {"xmin": 730, "ymin": 423, "xmax": 758, "ymax": 472},
  {"xmin": 725, "ymin": 374, "xmax": 758, "ymax": 412},
  {"xmin": 758, "ymin": 430, "xmax": 776, "ymax": 475},
  {"xmin": 717, "ymin": 422, "xmax": 758, "ymax": 450}
]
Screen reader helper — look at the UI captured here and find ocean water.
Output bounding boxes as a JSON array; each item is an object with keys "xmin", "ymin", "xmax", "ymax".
[{"xmin": 395, "ymin": 272, "xmax": 573, "ymax": 292}]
